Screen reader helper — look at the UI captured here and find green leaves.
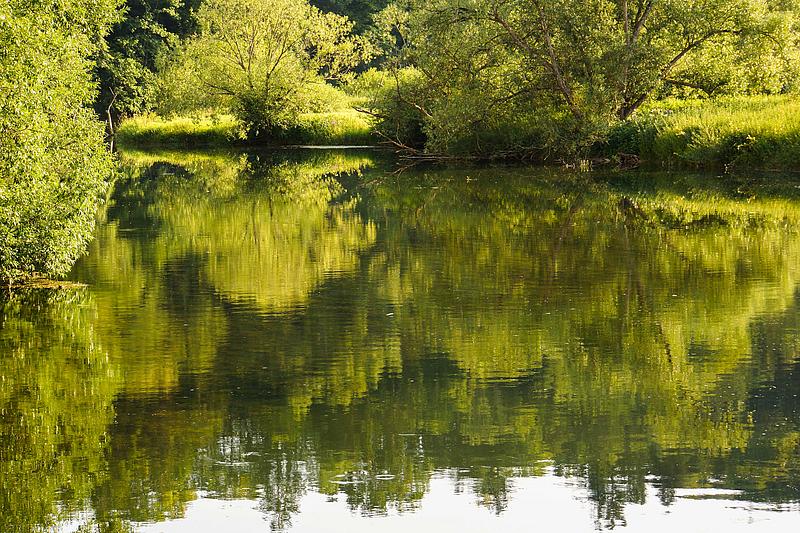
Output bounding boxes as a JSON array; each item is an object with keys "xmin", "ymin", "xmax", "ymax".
[
  {"xmin": 362, "ymin": 0, "xmax": 799, "ymax": 157},
  {"xmin": 161, "ymin": 0, "xmax": 371, "ymax": 140},
  {"xmin": 0, "ymin": 0, "xmax": 119, "ymax": 282},
  {"xmin": 94, "ymin": 0, "xmax": 202, "ymax": 122}
]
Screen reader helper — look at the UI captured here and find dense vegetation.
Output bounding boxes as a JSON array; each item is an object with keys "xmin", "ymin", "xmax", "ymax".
[
  {"xmin": 94, "ymin": 0, "xmax": 202, "ymax": 128},
  {"xmin": 359, "ymin": 0, "xmax": 800, "ymax": 158},
  {"xmin": 101, "ymin": 0, "xmax": 800, "ymax": 165},
  {"xmin": 3, "ymin": 0, "xmax": 800, "ymax": 281},
  {"xmin": 41, "ymin": 0, "xmax": 800, "ymax": 161},
  {"xmin": 156, "ymin": 0, "xmax": 372, "ymax": 141},
  {"xmin": 0, "ymin": 0, "xmax": 120, "ymax": 284},
  {"xmin": 605, "ymin": 94, "xmax": 800, "ymax": 169}
]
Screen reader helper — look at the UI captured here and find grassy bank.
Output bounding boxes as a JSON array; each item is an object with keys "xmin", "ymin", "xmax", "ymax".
[
  {"xmin": 115, "ymin": 114, "xmax": 241, "ymax": 147},
  {"xmin": 605, "ymin": 95, "xmax": 800, "ymax": 170},
  {"xmin": 116, "ymin": 96, "xmax": 800, "ymax": 170},
  {"xmin": 275, "ymin": 110, "xmax": 375, "ymax": 145},
  {"xmin": 116, "ymin": 110, "xmax": 376, "ymax": 149}
]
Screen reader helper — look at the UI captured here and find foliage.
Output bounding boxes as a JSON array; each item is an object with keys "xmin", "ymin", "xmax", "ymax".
[
  {"xmin": 94, "ymin": 0, "xmax": 202, "ymax": 125},
  {"xmin": 349, "ymin": 67, "xmax": 430, "ymax": 147},
  {"xmin": 604, "ymin": 95, "xmax": 800, "ymax": 169},
  {"xmin": 116, "ymin": 110, "xmax": 375, "ymax": 147},
  {"xmin": 0, "ymin": 0, "xmax": 120, "ymax": 283},
  {"xmin": 355, "ymin": 0, "xmax": 799, "ymax": 158},
  {"xmin": 366, "ymin": 0, "xmax": 412, "ymax": 62},
  {"xmin": 160, "ymin": 0, "xmax": 372, "ymax": 140}
]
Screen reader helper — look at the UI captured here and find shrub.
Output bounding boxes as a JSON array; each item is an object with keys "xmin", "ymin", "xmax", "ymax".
[{"xmin": 0, "ymin": 0, "xmax": 119, "ymax": 283}]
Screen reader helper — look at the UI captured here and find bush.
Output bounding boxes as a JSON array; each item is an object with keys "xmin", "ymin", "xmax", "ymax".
[
  {"xmin": 0, "ymin": 0, "xmax": 119, "ymax": 284},
  {"xmin": 351, "ymin": 67, "xmax": 613, "ymax": 159}
]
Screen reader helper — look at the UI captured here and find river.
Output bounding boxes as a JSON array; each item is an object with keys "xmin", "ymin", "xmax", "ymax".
[{"xmin": 2, "ymin": 148, "xmax": 800, "ymax": 531}]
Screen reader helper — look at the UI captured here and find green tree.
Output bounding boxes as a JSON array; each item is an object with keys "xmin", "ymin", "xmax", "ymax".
[
  {"xmin": 0, "ymin": 0, "xmax": 120, "ymax": 283},
  {"xmin": 361, "ymin": 0, "xmax": 798, "ymax": 156},
  {"xmin": 95, "ymin": 0, "xmax": 202, "ymax": 128},
  {"xmin": 162, "ymin": 0, "xmax": 371, "ymax": 140}
]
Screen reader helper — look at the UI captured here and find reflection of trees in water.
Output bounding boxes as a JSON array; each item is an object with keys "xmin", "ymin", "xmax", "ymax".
[
  {"xmin": 113, "ymin": 158, "xmax": 800, "ymax": 527},
  {"xmin": 0, "ymin": 290, "xmax": 117, "ymax": 533},
  {"xmin": 362, "ymin": 170, "xmax": 800, "ymax": 526},
  {"xmin": 7, "ymin": 153, "xmax": 800, "ymax": 530}
]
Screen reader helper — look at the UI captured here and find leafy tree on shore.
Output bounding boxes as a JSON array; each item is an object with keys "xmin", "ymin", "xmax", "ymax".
[
  {"xmin": 0, "ymin": 0, "xmax": 120, "ymax": 283},
  {"xmin": 161, "ymin": 0, "xmax": 371, "ymax": 140},
  {"xmin": 360, "ymin": 0, "xmax": 798, "ymax": 156}
]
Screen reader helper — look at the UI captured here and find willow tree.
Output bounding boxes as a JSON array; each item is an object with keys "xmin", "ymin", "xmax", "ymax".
[
  {"xmin": 366, "ymin": 0, "xmax": 797, "ymax": 155},
  {"xmin": 163, "ymin": 0, "xmax": 371, "ymax": 139}
]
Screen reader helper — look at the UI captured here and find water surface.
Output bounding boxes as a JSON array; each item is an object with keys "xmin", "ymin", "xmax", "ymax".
[{"xmin": 3, "ymin": 149, "xmax": 800, "ymax": 531}]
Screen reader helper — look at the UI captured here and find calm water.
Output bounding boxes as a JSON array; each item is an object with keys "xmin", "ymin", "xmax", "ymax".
[{"xmin": 3, "ymin": 149, "xmax": 800, "ymax": 532}]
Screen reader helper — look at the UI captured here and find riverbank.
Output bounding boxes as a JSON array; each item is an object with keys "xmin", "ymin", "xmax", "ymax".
[
  {"xmin": 115, "ymin": 110, "xmax": 376, "ymax": 149},
  {"xmin": 604, "ymin": 95, "xmax": 800, "ymax": 171},
  {"xmin": 116, "ymin": 96, "xmax": 800, "ymax": 171},
  {"xmin": 2, "ymin": 277, "xmax": 87, "ymax": 290}
]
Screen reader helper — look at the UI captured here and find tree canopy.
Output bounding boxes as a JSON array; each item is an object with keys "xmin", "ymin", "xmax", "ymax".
[
  {"xmin": 359, "ymin": 0, "xmax": 800, "ymax": 155},
  {"xmin": 160, "ymin": 0, "xmax": 371, "ymax": 139},
  {"xmin": 94, "ymin": 0, "xmax": 202, "ymax": 126}
]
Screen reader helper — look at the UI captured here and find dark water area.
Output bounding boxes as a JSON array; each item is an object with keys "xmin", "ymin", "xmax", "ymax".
[{"xmin": 3, "ymin": 149, "xmax": 800, "ymax": 531}]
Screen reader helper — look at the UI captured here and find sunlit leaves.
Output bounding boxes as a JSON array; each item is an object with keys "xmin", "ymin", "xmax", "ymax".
[
  {"xmin": 160, "ymin": 0, "xmax": 372, "ymax": 139},
  {"xmin": 0, "ymin": 0, "xmax": 119, "ymax": 282}
]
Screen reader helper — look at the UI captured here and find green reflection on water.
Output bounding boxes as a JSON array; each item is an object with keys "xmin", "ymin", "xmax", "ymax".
[
  {"xmin": 0, "ymin": 290, "xmax": 116, "ymax": 532},
  {"xmin": 3, "ymin": 149, "xmax": 800, "ymax": 531}
]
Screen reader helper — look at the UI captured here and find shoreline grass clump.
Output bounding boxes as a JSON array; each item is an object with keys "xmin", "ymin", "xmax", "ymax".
[
  {"xmin": 604, "ymin": 95, "xmax": 800, "ymax": 170},
  {"xmin": 115, "ymin": 114, "xmax": 242, "ymax": 148},
  {"xmin": 116, "ymin": 110, "xmax": 376, "ymax": 148},
  {"xmin": 271, "ymin": 110, "xmax": 375, "ymax": 146}
]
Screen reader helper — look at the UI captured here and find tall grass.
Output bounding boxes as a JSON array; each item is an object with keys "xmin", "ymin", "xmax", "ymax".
[
  {"xmin": 116, "ymin": 114, "xmax": 242, "ymax": 148},
  {"xmin": 273, "ymin": 110, "xmax": 375, "ymax": 145},
  {"xmin": 116, "ymin": 110, "xmax": 376, "ymax": 148},
  {"xmin": 605, "ymin": 95, "xmax": 800, "ymax": 170}
]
